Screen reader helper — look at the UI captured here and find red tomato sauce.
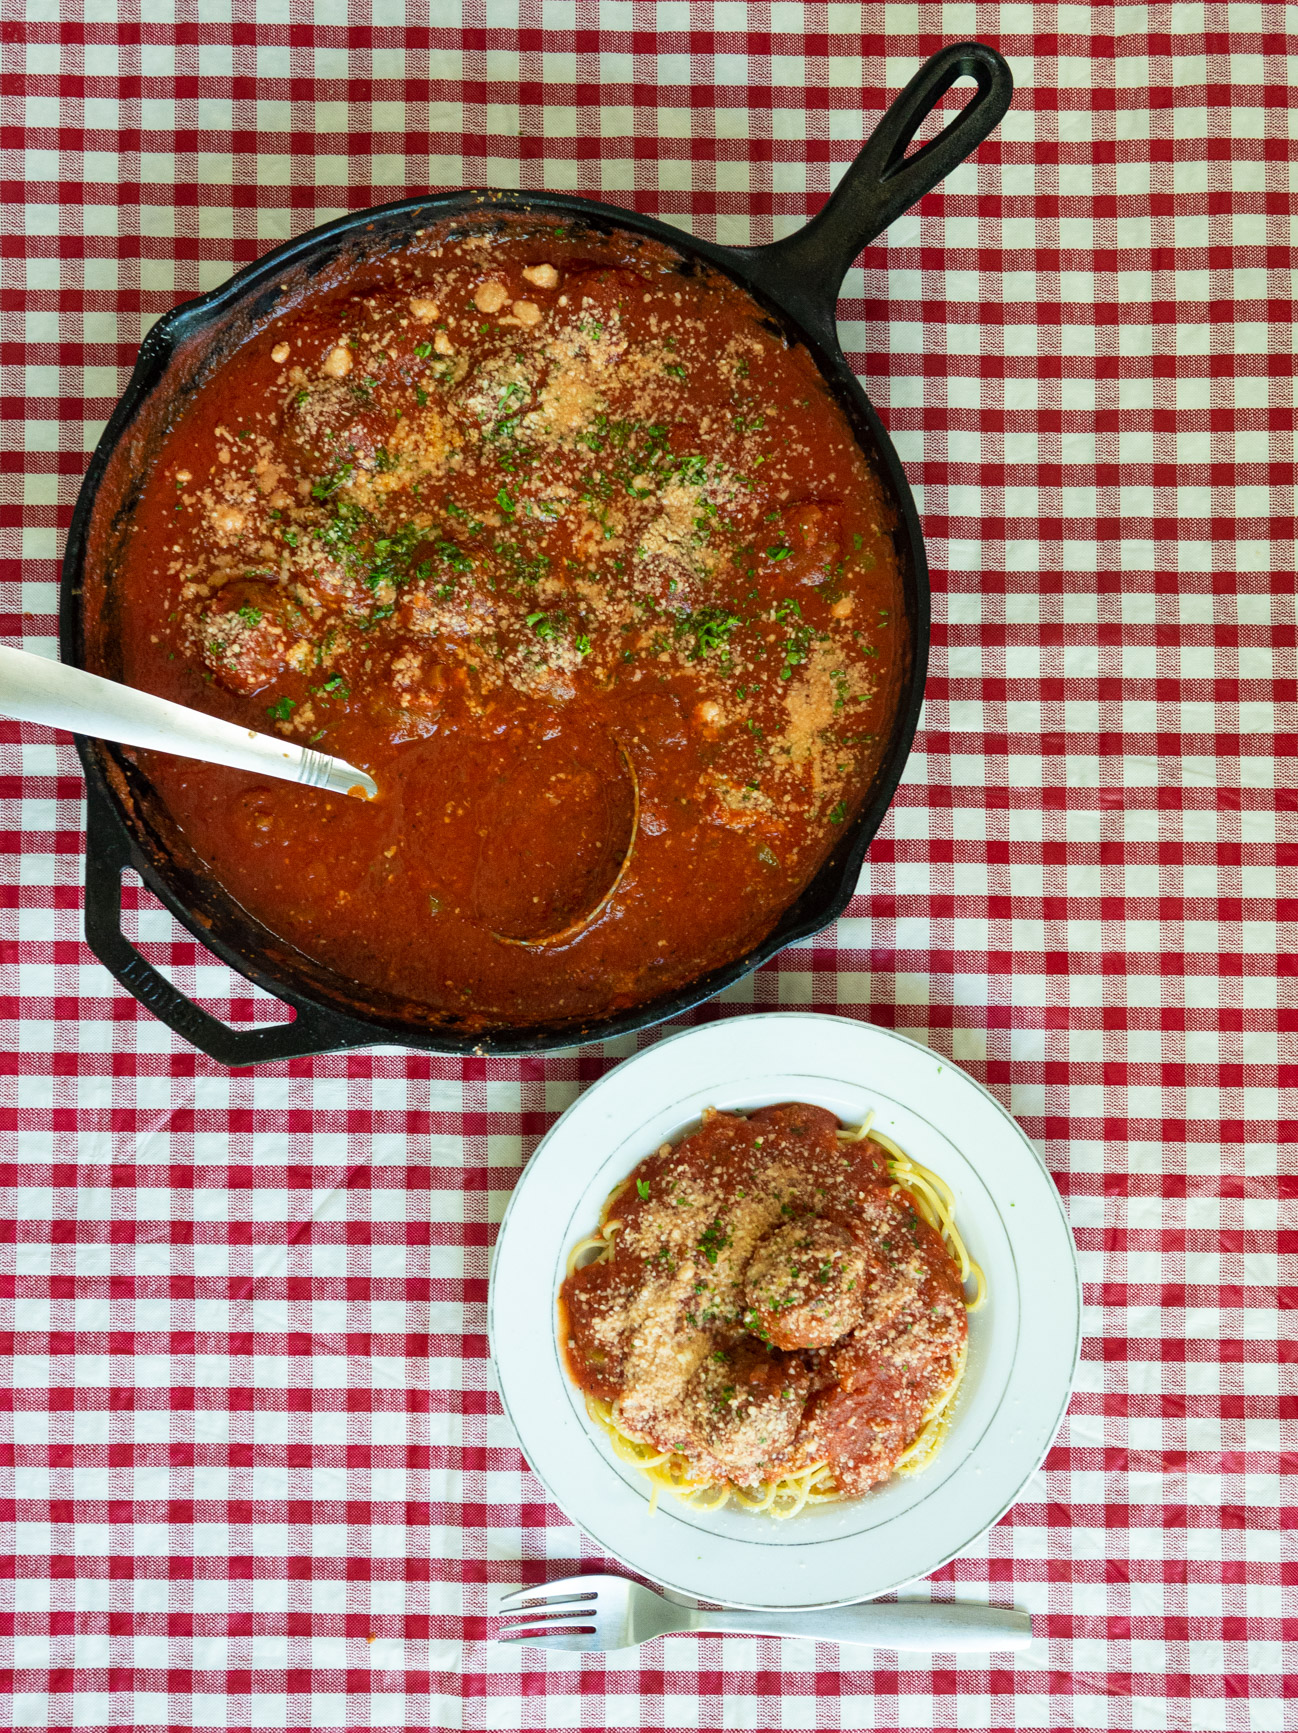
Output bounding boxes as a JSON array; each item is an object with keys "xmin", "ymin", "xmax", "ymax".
[{"xmin": 90, "ymin": 220, "xmax": 904, "ymax": 1029}]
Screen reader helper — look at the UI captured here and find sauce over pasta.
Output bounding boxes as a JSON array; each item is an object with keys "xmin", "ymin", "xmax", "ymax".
[
  {"xmin": 92, "ymin": 218, "xmax": 903, "ymax": 1028},
  {"xmin": 559, "ymin": 1103, "xmax": 969, "ymax": 1508}
]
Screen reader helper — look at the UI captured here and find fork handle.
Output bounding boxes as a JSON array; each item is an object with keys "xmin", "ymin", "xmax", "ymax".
[{"xmin": 690, "ymin": 1600, "xmax": 1033, "ymax": 1652}]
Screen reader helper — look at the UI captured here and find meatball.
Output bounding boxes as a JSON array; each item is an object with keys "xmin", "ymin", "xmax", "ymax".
[
  {"xmin": 679, "ymin": 1339, "xmax": 808, "ymax": 1481},
  {"xmin": 743, "ymin": 1219, "xmax": 868, "ymax": 1350},
  {"xmin": 776, "ymin": 499, "xmax": 842, "ymax": 587},
  {"xmin": 195, "ymin": 582, "xmax": 292, "ymax": 696}
]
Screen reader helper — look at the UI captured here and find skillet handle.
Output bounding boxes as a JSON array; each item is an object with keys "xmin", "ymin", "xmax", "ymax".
[
  {"xmin": 82, "ymin": 780, "xmax": 370, "ymax": 1065},
  {"xmin": 746, "ymin": 42, "xmax": 1012, "ymax": 335}
]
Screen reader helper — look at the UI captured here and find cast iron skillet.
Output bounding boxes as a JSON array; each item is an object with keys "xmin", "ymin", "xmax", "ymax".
[{"xmin": 60, "ymin": 41, "xmax": 1012, "ymax": 1064}]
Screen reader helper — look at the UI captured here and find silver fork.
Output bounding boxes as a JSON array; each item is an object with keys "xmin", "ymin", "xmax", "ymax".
[{"xmin": 496, "ymin": 1574, "xmax": 1033, "ymax": 1653}]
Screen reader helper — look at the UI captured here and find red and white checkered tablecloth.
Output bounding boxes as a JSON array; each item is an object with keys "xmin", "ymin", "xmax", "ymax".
[{"xmin": 0, "ymin": 5, "xmax": 1292, "ymax": 1729}]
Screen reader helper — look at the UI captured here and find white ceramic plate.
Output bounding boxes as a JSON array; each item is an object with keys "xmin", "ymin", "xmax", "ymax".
[{"xmin": 489, "ymin": 1014, "xmax": 1081, "ymax": 1610}]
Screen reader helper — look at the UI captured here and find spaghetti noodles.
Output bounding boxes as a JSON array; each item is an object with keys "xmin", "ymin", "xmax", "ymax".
[{"xmin": 560, "ymin": 1102, "xmax": 982, "ymax": 1519}]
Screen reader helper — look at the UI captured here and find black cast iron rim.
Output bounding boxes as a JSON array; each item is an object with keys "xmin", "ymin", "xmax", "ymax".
[{"xmin": 59, "ymin": 42, "xmax": 1012, "ymax": 1063}]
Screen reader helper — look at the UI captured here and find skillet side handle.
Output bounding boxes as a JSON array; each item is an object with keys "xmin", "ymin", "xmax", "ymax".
[
  {"xmin": 747, "ymin": 42, "xmax": 1012, "ymax": 333},
  {"xmin": 82, "ymin": 779, "xmax": 367, "ymax": 1065}
]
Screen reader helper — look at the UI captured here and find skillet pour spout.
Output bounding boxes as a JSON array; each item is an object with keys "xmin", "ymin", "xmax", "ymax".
[{"xmin": 61, "ymin": 42, "xmax": 1012, "ymax": 1064}]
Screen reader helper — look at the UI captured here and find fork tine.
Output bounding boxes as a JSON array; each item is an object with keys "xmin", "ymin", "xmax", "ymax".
[
  {"xmin": 497, "ymin": 1603, "xmax": 596, "ymax": 1621},
  {"xmin": 496, "ymin": 1575, "xmax": 604, "ymax": 1611},
  {"xmin": 495, "ymin": 1601, "xmax": 596, "ymax": 1629},
  {"xmin": 498, "ymin": 1592, "xmax": 596, "ymax": 1614},
  {"xmin": 496, "ymin": 1629, "xmax": 595, "ymax": 1652}
]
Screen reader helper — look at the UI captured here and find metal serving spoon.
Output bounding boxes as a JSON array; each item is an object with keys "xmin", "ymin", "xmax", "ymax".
[
  {"xmin": 0, "ymin": 643, "xmax": 377, "ymax": 801},
  {"xmin": 490, "ymin": 739, "xmax": 638, "ymax": 950}
]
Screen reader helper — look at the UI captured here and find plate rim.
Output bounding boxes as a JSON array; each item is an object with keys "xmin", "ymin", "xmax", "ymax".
[{"xmin": 489, "ymin": 1012, "xmax": 1082, "ymax": 1609}]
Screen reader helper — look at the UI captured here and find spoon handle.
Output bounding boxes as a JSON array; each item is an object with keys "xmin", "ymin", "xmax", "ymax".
[{"xmin": 0, "ymin": 644, "xmax": 376, "ymax": 801}]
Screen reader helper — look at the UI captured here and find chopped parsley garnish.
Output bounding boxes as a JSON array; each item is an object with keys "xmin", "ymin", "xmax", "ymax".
[
  {"xmin": 636, "ymin": 1178, "xmax": 650, "ymax": 1201},
  {"xmin": 828, "ymin": 800, "xmax": 848, "ymax": 824},
  {"xmin": 365, "ymin": 522, "xmax": 427, "ymax": 592},
  {"xmin": 495, "ymin": 539, "xmax": 549, "ymax": 588},
  {"xmin": 414, "ymin": 341, "xmax": 433, "ymax": 358},
  {"xmin": 698, "ymin": 1217, "xmax": 731, "ymax": 1266},
  {"xmin": 526, "ymin": 610, "xmax": 558, "ymax": 641},
  {"xmin": 266, "ymin": 696, "xmax": 295, "ymax": 722},
  {"xmin": 236, "ymin": 605, "xmax": 262, "ymax": 627},
  {"xmin": 677, "ymin": 605, "xmax": 741, "ymax": 662},
  {"xmin": 436, "ymin": 540, "xmax": 472, "ymax": 576},
  {"xmin": 496, "ymin": 486, "xmax": 516, "ymax": 515},
  {"xmin": 780, "ymin": 621, "xmax": 815, "ymax": 679},
  {"xmin": 311, "ymin": 465, "xmax": 354, "ymax": 502},
  {"xmin": 743, "ymin": 1309, "xmax": 772, "ymax": 1343}
]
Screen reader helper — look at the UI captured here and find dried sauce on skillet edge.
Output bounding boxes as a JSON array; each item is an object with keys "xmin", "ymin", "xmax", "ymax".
[
  {"xmin": 560, "ymin": 1104, "xmax": 968, "ymax": 1499},
  {"xmin": 94, "ymin": 218, "xmax": 904, "ymax": 1027}
]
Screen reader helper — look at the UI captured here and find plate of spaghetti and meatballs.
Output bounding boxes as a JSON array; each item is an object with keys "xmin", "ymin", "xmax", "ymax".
[
  {"xmin": 489, "ymin": 1014, "xmax": 1081, "ymax": 1611},
  {"xmin": 560, "ymin": 1101, "xmax": 981, "ymax": 1520}
]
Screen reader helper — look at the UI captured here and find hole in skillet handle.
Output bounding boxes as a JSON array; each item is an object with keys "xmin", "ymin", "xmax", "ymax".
[
  {"xmin": 745, "ymin": 42, "xmax": 1013, "ymax": 337},
  {"xmin": 901, "ymin": 74, "xmax": 981, "ymax": 159}
]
